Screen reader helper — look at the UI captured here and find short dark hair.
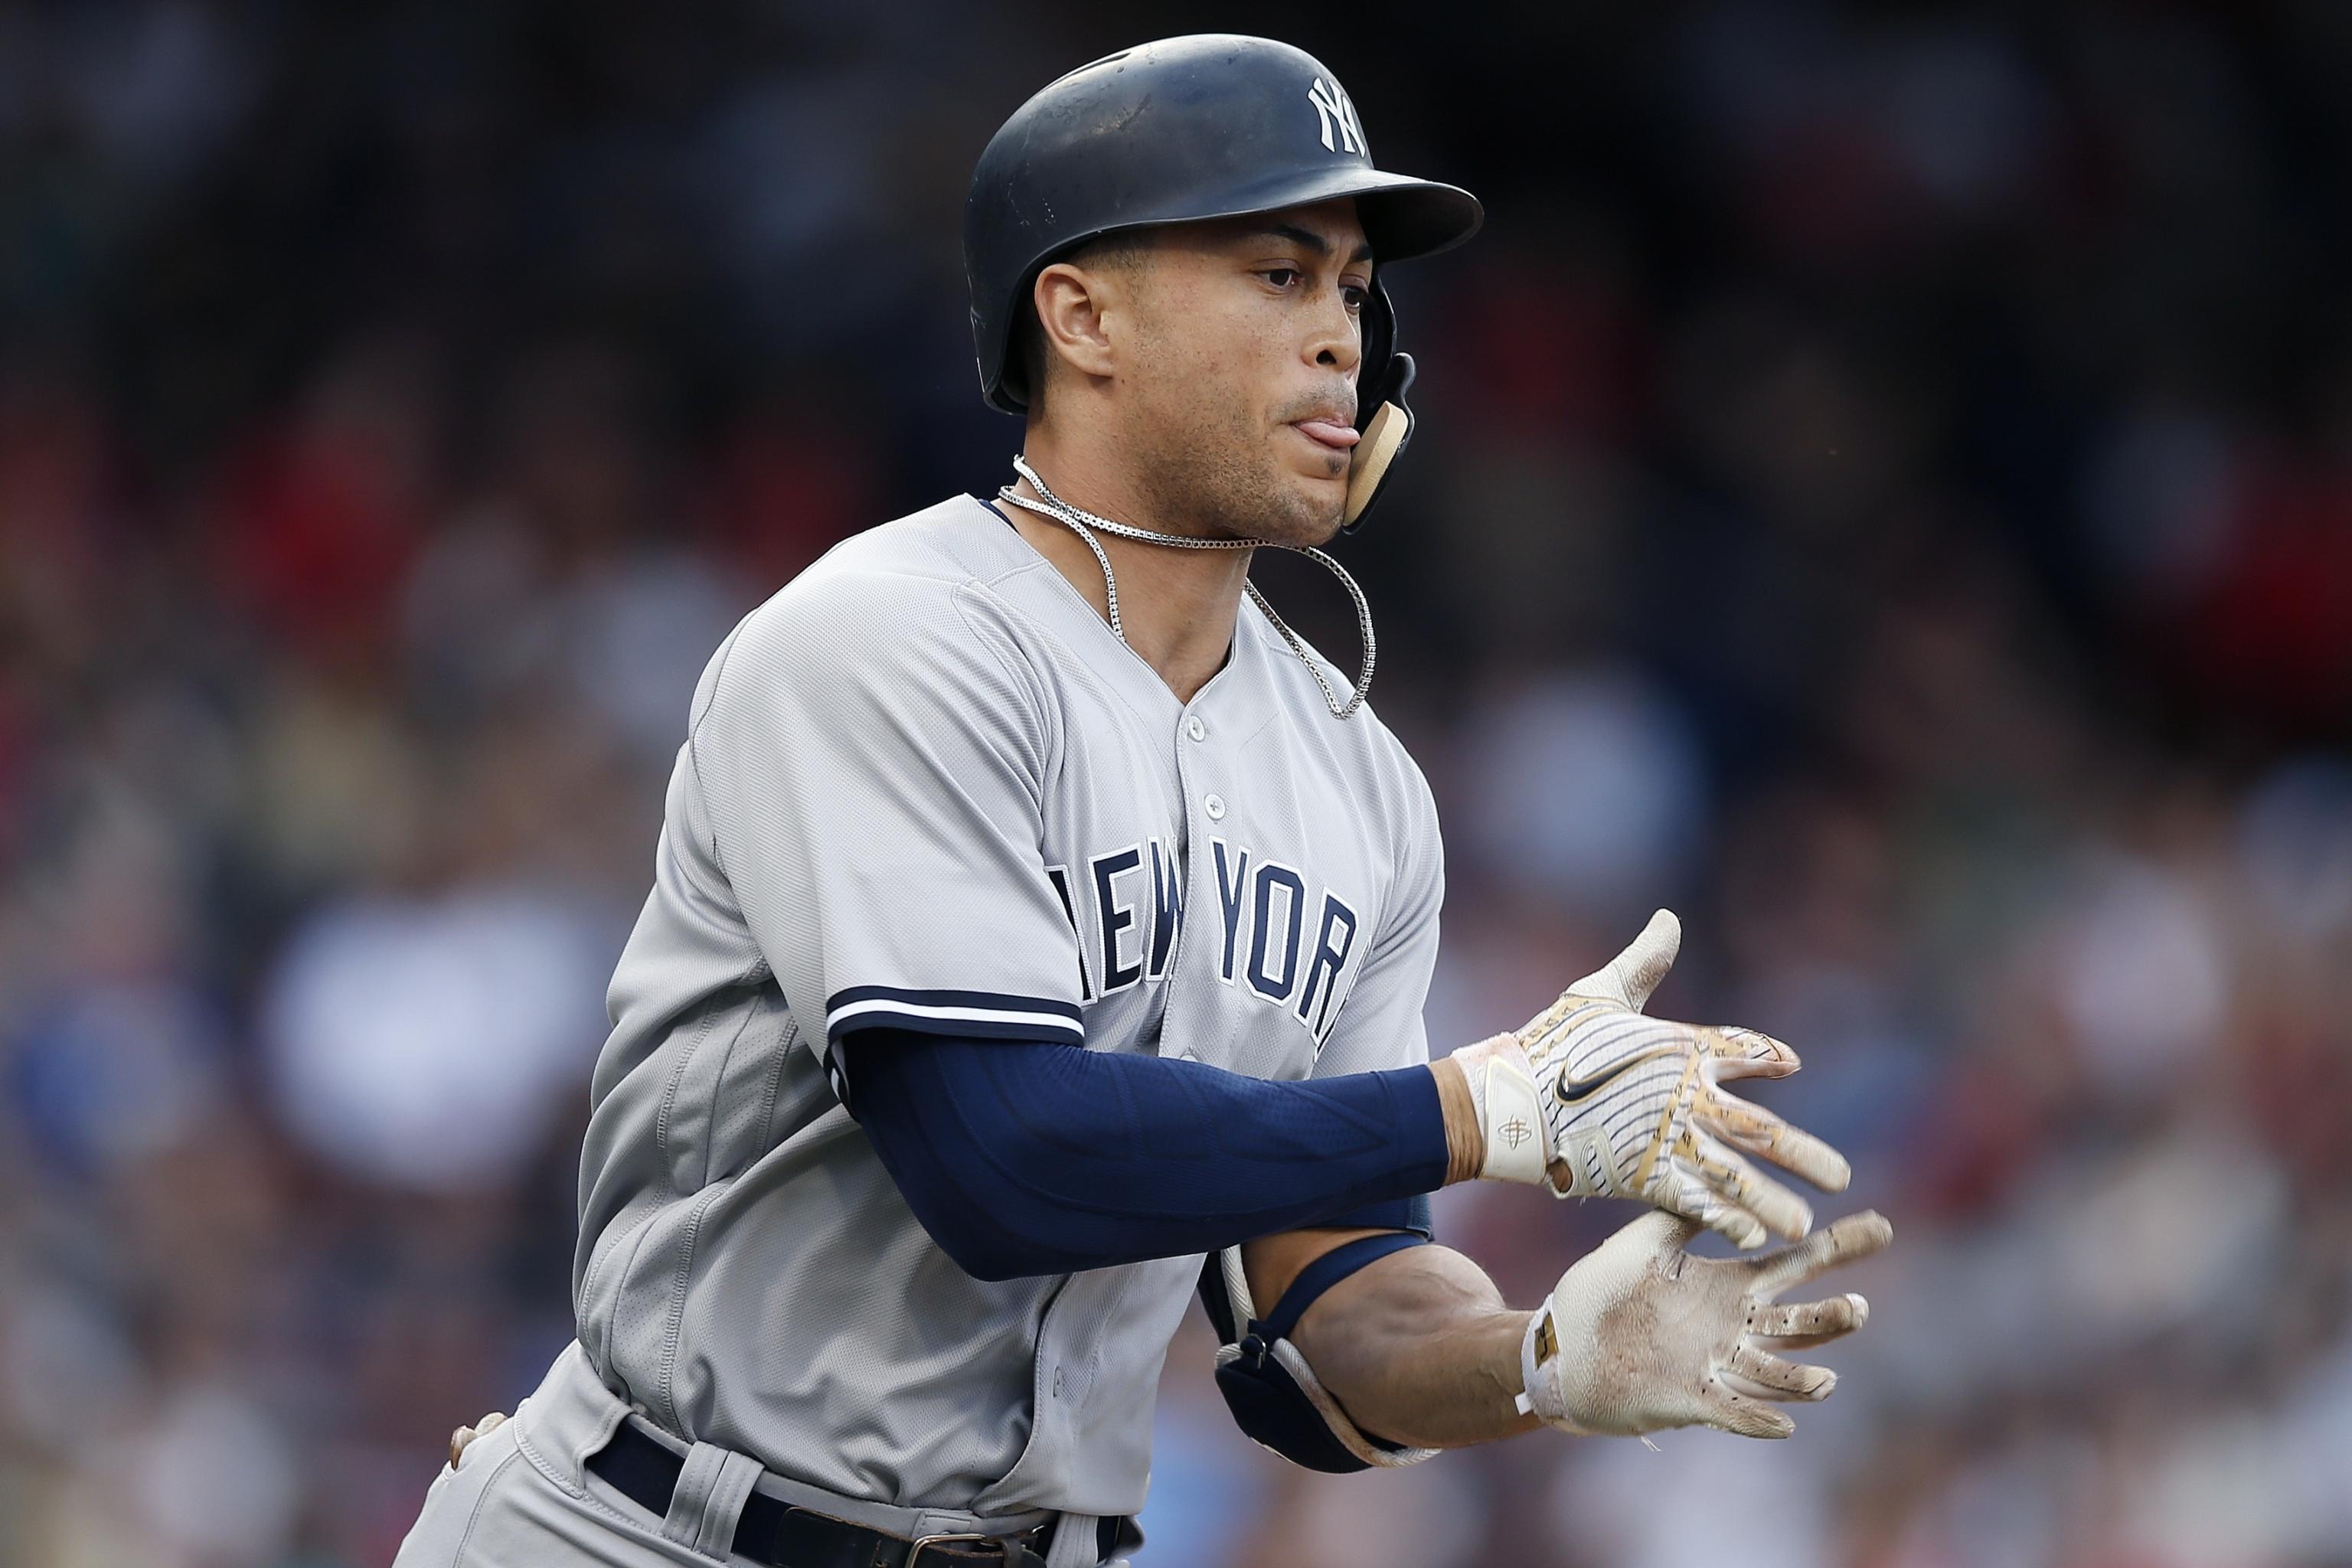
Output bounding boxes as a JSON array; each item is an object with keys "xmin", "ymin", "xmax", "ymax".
[{"xmin": 1014, "ymin": 230, "xmax": 1148, "ymax": 419}]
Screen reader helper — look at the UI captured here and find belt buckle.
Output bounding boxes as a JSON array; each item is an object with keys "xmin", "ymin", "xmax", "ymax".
[{"xmin": 908, "ymin": 1531, "xmax": 995, "ymax": 1562}]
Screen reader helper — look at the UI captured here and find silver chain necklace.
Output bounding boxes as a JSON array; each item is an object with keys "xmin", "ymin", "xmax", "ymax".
[{"xmin": 997, "ymin": 453, "xmax": 1375, "ymax": 720}]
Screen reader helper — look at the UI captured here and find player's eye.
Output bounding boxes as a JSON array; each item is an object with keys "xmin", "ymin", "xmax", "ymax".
[
  {"xmin": 1261, "ymin": 267, "xmax": 1302, "ymax": 289},
  {"xmin": 1341, "ymin": 283, "xmax": 1368, "ymax": 312}
]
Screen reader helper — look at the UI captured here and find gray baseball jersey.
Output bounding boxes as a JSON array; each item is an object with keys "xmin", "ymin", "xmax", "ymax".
[{"xmin": 572, "ymin": 494, "xmax": 1444, "ymax": 1521}]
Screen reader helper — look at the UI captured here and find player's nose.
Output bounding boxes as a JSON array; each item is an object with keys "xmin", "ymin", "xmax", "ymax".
[{"xmin": 1307, "ymin": 295, "xmax": 1362, "ymax": 380}]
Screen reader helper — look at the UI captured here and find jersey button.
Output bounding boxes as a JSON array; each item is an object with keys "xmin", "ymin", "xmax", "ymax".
[
  {"xmin": 1186, "ymin": 715, "xmax": 1207, "ymax": 743},
  {"xmin": 1204, "ymin": 793, "xmax": 1227, "ymax": 821}
]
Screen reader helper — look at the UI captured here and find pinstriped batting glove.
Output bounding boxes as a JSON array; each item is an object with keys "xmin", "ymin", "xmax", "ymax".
[{"xmin": 1449, "ymin": 911, "xmax": 1851, "ymax": 1249}]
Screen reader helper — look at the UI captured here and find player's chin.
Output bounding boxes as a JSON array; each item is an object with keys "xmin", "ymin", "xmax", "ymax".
[
  {"xmin": 1269, "ymin": 481, "xmax": 1344, "ymax": 546},
  {"xmin": 1269, "ymin": 452, "xmax": 1349, "ymax": 542}
]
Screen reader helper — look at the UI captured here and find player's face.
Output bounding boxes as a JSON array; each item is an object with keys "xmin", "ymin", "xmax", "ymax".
[{"xmin": 1119, "ymin": 200, "xmax": 1372, "ymax": 546}]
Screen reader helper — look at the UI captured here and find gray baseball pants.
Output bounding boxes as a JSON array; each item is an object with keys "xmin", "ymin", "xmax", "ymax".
[{"xmin": 393, "ymin": 1342, "xmax": 1122, "ymax": 1568}]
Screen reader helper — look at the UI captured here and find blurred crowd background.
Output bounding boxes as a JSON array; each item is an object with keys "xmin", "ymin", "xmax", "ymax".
[{"xmin": 5, "ymin": 1, "xmax": 2352, "ymax": 1563}]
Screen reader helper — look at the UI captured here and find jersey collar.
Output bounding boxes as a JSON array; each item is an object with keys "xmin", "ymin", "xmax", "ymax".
[{"xmin": 972, "ymin": 495, "xmax": 1282, "ymax": 742}]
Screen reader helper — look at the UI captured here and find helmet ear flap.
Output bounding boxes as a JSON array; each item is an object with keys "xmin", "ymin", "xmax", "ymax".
[
  {"xmin": 1355, "ymin": 273, "xmax": 1398, "ymax": 423},
  {"xmin": 1341, "ymin": 276, "xmax": 1413, "ymax": 534}
]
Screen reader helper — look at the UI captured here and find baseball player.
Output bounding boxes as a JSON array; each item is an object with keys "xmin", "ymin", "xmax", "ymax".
[{"xmin": 397, "ymin": 34, "xmax": 1889, "ymax": 1568}]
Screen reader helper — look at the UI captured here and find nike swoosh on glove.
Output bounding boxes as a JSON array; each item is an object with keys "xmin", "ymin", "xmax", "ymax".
[{"xmin": 1451, "ymin": 910, "xmax": 1851, "ymax": 1247}]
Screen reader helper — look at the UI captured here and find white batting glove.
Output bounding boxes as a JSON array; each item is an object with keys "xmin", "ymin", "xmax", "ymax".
[
  {"xmin": 1519, "ymin": 1207, "xmax": 1891, "ymax": 1439},
  {"xmin": 1451, "ymin": 910, "xmax": 1850, "ymax": 1247}
]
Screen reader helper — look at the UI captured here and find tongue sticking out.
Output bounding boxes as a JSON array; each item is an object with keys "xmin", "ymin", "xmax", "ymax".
[{"xmin": 1295, "ymin": 419, "xmax": 1361, "ymax": 449}]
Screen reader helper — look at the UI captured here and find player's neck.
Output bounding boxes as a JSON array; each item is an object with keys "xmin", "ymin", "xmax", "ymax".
[{"xmin": 1004, "ymin": 445, "xmax": 1251, "ymax": 705}]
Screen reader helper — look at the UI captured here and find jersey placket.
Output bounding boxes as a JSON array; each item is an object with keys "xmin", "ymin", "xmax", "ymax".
[
  {"xmin": 1158, "ymin": 618, "xmax": 1274, "ymax": 1071},
  {"xmin": 1160, "ymin": 702, "xmax": 1217, "ymax": 1062}
]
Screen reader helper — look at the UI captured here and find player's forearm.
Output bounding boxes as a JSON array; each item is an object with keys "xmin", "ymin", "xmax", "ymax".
[{"xmin": 1284, "ymin": 1243, "xmax": 1541, "ymax": 1449}]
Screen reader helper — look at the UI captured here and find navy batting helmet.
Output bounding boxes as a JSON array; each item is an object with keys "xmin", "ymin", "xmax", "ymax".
[{"xmin": 964, "ymin": 35, "xmax": 1482, "ymax": 528}]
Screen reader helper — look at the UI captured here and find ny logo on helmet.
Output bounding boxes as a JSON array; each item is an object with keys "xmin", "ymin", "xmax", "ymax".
[{"xmin": 1307, "ymin": 77, "xmax": 1364, "ymax": 155}]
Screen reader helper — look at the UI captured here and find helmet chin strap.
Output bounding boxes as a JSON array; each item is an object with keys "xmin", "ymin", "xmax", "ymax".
[{"xmin": 998, "ymin": 453, "xmax": 1376, "ymax": 720}]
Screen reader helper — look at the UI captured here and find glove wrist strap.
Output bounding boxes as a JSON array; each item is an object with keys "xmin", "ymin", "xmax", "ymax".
[
  {"xmin": 1471, "ymin": 1041, "xmax": 1547, "ymax": 1185},
  {"xmin": 1516, "ymin": 1305, "xmax": 1594, "ymax": 1435}
]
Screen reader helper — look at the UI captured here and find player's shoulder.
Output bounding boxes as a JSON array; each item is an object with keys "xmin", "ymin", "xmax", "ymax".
[
  {"xmin": 799, "ymin": 492, "xmax": 1032, "ymax": 585},
  {"xmin": 728, "ymin": 495, "xmax": 1035, "ymax": 656},
  {"xmin": 690, "ymin": 495, "xmax": 1046, "ymax": 730}
]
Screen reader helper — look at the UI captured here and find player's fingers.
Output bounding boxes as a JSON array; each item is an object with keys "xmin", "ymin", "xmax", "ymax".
[
  {"xmin": 1703, "ymin": 1087, "xmax": 1851, "ymax": 1193},
  {"xmin": 1699, "ymin": 1024, "xmax": 1802, "ymax": 1081},
  {"xmin": 1614, "ymin": 907, "xmax": 1684, "ymax": 1011},
  {"xmin": 1564, "ymin": 908, "xmax": 1683, "ymax": 1012},
  {"xmin": 1671, "ymin": 1180, "xmax": 1772, "ymax": 1252},
  {"xmin": 1752, "ymin": 1210, "xmax": 1895, "ymax": 1295},
  {"xmin": 1724, "ymin": 1343, "xmax": 1837, "ymax": 1401},
  {"xmin": 1701, "ymin": 1382, "xmax": 1795, "ymax": 1439},
  {"xmin": 1690, "ymin": 1129, "xmax": 1815, "ymax": 1242},
  {"xmin": 1746, "ymin": 1292, "xmax": 1869, "ymax": 1349},
  {"xmin": 1609, "ymin": 1206, "xmax": 1710, "ymax": 1260}
]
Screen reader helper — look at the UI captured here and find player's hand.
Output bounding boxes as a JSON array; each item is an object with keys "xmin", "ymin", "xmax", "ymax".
[
  {"xmin": 1450, "ymin": 910, "xmax": 1850, "ymax": 1246},
  {"xmin": 1519, "ymin": 1207, "xmax": 1891, "ymax": 1439}
]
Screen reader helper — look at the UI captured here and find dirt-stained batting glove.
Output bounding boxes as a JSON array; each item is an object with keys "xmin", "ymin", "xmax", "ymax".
[
  {"xmin": 1520, "ymin": 1207, "xmax": 1892, "ymax": 1439},
  {"xmin": 1450, "ymin": 910, "xmax": 1851, "ymax": 1247}
]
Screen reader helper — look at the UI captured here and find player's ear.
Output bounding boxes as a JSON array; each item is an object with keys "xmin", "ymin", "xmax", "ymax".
[{"xmin": 1031, "ymin": 260, "xmax": 1124, "ymax": 387}]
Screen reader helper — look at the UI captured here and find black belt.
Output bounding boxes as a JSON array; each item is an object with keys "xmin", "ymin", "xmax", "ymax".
[{"xmin": 585, "ymin": 1419, "xmax": 1122, "ymax": 1567}]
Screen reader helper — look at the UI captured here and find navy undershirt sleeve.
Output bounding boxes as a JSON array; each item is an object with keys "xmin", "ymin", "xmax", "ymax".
[{"xmin": 843, "ymin": 1029, "xmax": 1450, "ymax": 1282}]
